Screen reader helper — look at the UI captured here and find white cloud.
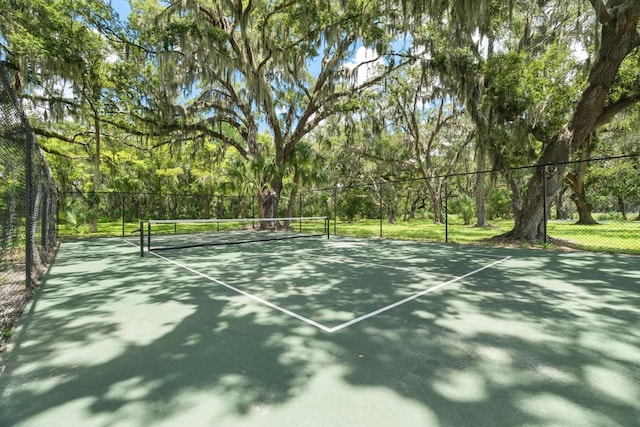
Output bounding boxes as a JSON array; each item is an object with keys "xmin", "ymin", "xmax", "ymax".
[{"xmin": 344, "ymin": 46, "xmax": 381, "ymax": 86}]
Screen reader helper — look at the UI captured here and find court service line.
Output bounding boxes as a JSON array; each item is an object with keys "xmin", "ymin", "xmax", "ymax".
[
  {"xmin": 146, "ymin": 249, "xmax": 335, "ymax": 333},
  {"xmin": 320, "ymin": 255, "xmax": 447, "ymax": 276},
  {"xmin": 122, "ymin": 240, "xmax": 511, "ymax": 333},
  {"xmin": 326, "ymin": 256, "xmax": 512, "ymax": 333}
]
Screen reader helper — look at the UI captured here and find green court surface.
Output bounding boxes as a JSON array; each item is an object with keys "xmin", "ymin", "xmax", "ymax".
[{"xmin": 1, "ymin": 237, "xmax": 639, "ymax": 426}]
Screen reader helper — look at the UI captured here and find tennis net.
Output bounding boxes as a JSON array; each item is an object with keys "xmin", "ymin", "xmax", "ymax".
[{"xmin": 138, "ymin": 216, "xmax": 329, "ymax": 255}]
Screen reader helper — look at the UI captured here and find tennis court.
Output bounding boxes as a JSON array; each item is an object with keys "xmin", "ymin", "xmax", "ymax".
[{"xmin": 1, "ymin": 230, "xmax": 639, "ymax": 426}]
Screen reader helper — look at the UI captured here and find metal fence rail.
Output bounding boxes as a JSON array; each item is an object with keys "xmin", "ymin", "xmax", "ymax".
[
  {"xmin": 60, "ymin": 153, "xmax": 639, "ymax": 255},
  {"xmin": 0, "ymin": 63, "xmax": 58, "ymax": 348}
]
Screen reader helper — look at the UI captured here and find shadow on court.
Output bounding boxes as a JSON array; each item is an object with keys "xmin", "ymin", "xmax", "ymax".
[{"xmin": 0, "ymin": 237, "xmax": 638, "ymax": 426}]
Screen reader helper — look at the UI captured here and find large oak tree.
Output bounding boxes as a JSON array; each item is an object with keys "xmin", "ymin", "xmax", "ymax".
[
  {"xmin": 404, "ymin": 0, "xmax": 640, "ymax": 241},
  {"xmin": 145, "ymin": 0, "xmax": 411, "ymax": 225}
]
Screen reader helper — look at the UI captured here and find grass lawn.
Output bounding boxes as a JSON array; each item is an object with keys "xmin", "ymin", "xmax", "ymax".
[
  {"xmin": 333, "ymin": 217, "xmax": 640, "ymax": 255},
  {"xmin": 57, "ymin": 216, "xmax": 640, "ymax": 255}
]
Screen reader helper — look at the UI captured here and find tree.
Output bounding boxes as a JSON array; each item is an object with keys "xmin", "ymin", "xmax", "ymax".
[
  {"xmin": 142, "ymin": 0, "xmax": 411, "ymax": 227},
  {"xmin": 588, "ymin": 106, "xmax": 640, "ymax": 220},
  {"xmin": 510, "ymin": 1, "xmax": 640, "ymax": 241},
  {"xmin": 403, "ymin": 0, "xmax": 640, "ymax": 242},
  {"xmin": 383, "ymin": 64, "xmax": 472, "ymax": 224},
  {"xmin": 282, "ymin": 141, "xmax": 327, "ymax": 225},
  {"xmin": 1, "ymin": 0, "xmax": 131, "ymax": 231}
]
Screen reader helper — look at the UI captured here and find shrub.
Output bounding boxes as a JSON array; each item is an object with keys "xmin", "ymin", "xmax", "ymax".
[{"xmin": 451, "ymin": 194, "xmax": 475, "ymax": 225}]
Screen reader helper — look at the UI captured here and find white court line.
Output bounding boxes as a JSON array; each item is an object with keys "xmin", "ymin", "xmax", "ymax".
[
  {"xmin": 216, "ymin": 250, "xmax": 438, "ymax": 276},
  {"xmin": 224, "ymin": 247, "xmax": 494, "ymax": 277},
  {"xmin": 122, "ymin": 238, "xmax": 331, "ymax": 332},
  {"xmin": 325, "ymin": 256, "xmax": 512, "ymax": 333},
  {"xmin": 320, "ymin": 255, "xmax": 447, "ymax": 276},
  {"xmin": 148, "ymin": 249, "xmax": 335, "ymax": 333},
  {"xmin": 123, "ymin": 239, "xmax": 511, "ymax": 333}
]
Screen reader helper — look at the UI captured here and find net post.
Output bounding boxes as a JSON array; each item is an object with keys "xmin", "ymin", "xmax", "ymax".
[
  {"xmin": 147, "ymin": 221, "xmax": 151, "ymax": 253},
  {"xmin": 326, "ymin": 217, "xmax": 330, "ymax": 239},
  {"xmin": 139, "ymin": 220, "xmax": 144, "ymax": 257},
  {"xmin": 299, "ymin": 194, "xmax": 302, "ymax": 232}
]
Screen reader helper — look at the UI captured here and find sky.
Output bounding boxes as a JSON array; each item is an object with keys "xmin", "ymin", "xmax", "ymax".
[
  {"xmin": 105, "ymin": 0, "xmax": 382, "ymax": 83},
  {"xmin": 110, "ymin": 0, "xmax": 131, "ymax": 21},
  {"xmin": 103, "ymin": 0, "xmax": 392, "ymax": 134}
]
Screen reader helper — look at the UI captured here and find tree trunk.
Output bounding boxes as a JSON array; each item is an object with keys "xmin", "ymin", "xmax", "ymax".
[
  {"xmin": 257, "ymin": 177, "xmax": 283, "ymax": 230},
  {"xmin": 388, "ymin": 208, "xmax": 397, "ymax": 224},
  {"xmin": 402, "ymin": 191, "xmax": 411, "ymax": 221},
  {"xmin": 565, "ymin": 136, "xmax": 597, "ymax": 224},
  {"xmin": 407, "ymin": 196, "xmax": 425, "ymax": 220},
  {"xmin": 617, "ymin": 196, "xmax": 627, "ymax": 220},
  {"xmin": 425, "ymin": 179, "xmax": 443, "ymax": 224},
  {"xmin": 475, "ymin": 151, "xmax": 490, "ymax": 227},
  {"xmin": 572, "ymin": 195, "xmax": 597, "ymax": 225},
  {"xmin": 284, "ymin": 192, "xmax": 297, "ymax": 227},
  {"xmin": 507, "ymin": 4, "xmax": 640, "ymax": 242},
  {"xmin": 257, "ymin": 190, "xmax": 277, "ymax": 229},
  {"xmin": 556, "ymin": 187, "xmax": 567, "ymax": 220},
  {"xmin": 284, "ymin": 171, "xmax": 301, "ymax": 228},
  {"xmin": 87, "ymin": 92, "xmax": 101, "ymax": 233},
  {"xmin": 510, "ymin": 136, "xmax": 570, "ymax": 241},
  {"xmin": 566, "ymin": 172, "xmax": 598, "ymax": 225},
  {"xmin": 504, "ymin": 171, "xmax": 521, "ymax": 218}
]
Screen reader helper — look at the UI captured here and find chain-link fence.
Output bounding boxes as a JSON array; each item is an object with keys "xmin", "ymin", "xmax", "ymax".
[
  {"xmin": 59, "ymin": 190, "xmax": 316, "ymax": 236},
  {"xmin": 59, "ymin": 155, "xmax": 639, "ymax": 255},
  {"xmin": 0, "ymin": 63, "xmax": 58, "ymax": 348},
  {"xmin": 317, "ymin": 156, "xmax": 639, "ymax": 254}
]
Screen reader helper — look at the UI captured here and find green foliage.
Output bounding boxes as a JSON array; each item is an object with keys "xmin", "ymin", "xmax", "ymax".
[
  {"xmin": 450, "ymin": 194, "xmax": 475, "ymax": 225},
  {"xmin": 86, "ymin": 191, "xmax": 100, "ymax": 208},
  {"xmin": 486, "ymin": 186, "xmax": 512, "ymax": 219},
  {"xmin": 595, "ymin": 212, "xmax": 626, "ymax": 221},
  {"xmin": 1, "ymin": 327, "xmax": 13, "ymax": 340},
  {"xmin": 483, "ymin": 51, "xmax": 531, "ymax": 120},
  {"xmin": 3, "ymin": 0, "xmax": 640, "ymax": 249},
  {"xmin": 608, "ymin": 49, "xmax": 640, "ymax": 104},
  {"xmin": 337, "ymin": 189, "xmax": 377, "ymax": 222},
  {"xmin": 65, "ymin": 210, "xmax": 81, "ymax": 234}
]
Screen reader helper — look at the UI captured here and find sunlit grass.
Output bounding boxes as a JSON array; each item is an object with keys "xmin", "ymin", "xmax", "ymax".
[
  {"xmin": 57, "ymin": 217, "xmax": 640, "ymax": 254},
  {"xmin": 58, "ymin": 221, "xmax": 136, "ymax": 238},
  {"xmin": 547, "ymin": 220, "xmax": 640, "ymax": 254},
  {"xmin": 331, "ymin": 217, "xmax": 640, "ymax": 255}
]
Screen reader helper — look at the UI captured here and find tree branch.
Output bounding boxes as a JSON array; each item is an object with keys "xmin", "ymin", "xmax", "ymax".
[
  {"xmin": 588, "ymin": 0, "xmax": 612, "ymax": 25},
  {"xmin": 596, "ymin": 94, "xmax": 640, "ymax": 128},
  {"xmin": 38, "ymin": 143, "xmax": 83, "ymax": 159},
  {"xmin": 33, "ymin": 127, "xmax": 91, "ymax": 146}
]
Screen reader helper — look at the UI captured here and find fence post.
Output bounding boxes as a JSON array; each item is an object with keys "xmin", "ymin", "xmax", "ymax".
[
  {"xmin": 299, "ymin": 193, "xmax": 303, "ymax": 232},
  {"xmin": 121, "ymin": 192, "xmax": 125, "ymax": 237},
  {"xmin": 139, "ymin": 220, "xmax": 144, "ymax": 257},
  {"xmin": 379, "ymin": 183, "xmax": 383, "ymax": 238},
  {"xmin": 445, "ymin": 178, "xmax": 449, "ymax": 243},
  {"xmin": 542, "ymin": 165, "xmax": 548, "ymax": 245},
  {"xmin": 333, "ymin": 187, "xmax": 337, "ymax": 236},
  {"xmin": 41, "ymin": 187, "xmax": 48, "ymax": 247},
  {"xmin": 25, "ymin": 126, "xmax": 34, "ymax": 288}
]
